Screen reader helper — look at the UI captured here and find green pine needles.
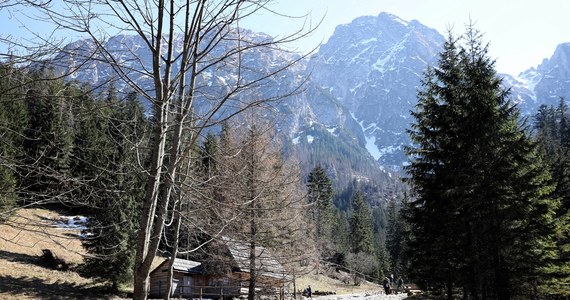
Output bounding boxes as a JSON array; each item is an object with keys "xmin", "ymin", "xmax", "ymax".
[{"xmin": 405, "ymin": 26, "xmax": 560, "ymax": 300}]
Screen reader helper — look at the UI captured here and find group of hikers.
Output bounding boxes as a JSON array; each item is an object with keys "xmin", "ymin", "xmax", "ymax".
[{"xmin": 382, "ymin": 275, "xmax": 405, "ymax": 295}]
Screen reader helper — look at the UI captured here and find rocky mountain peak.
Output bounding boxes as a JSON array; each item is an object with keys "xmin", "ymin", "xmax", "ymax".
[
  {"xmin": 537, "ymin": 42, "xmax": 570, "ymax": 77},
  {"xmin": 317, "ymin": 12, "xmax": 439, "ymax": 61},
  {"xmin": 308, "ymin": 13, "xmax": 444, "ymax": 167},
  {"xmin": 517, "ymin": 42, "xmax": 570, "ymax": 106}
]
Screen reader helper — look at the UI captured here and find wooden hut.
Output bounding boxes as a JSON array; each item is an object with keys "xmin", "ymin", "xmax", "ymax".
[{"xmin": 148, "ymin": 237, "xmax": 291, "ymax": 299}]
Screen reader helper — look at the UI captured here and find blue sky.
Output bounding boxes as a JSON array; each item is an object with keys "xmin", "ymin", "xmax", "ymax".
[
  {"xmin": 2, "ymin": 0, "xmax": 569, "ymax": 75},
  {"xmin": 240, "ymin": 0, "xmax": 570, "ymax": 75}
]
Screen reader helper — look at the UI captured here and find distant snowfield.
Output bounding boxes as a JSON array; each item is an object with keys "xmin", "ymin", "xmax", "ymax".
[{"xmin": 350, "ymin": 112, "xmax": 382, "ymax": 160}]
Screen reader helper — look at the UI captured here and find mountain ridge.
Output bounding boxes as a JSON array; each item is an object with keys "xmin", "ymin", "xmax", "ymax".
[{"xmin": 37, "ymin": 12, "xmax": 570, "ymax": 189}]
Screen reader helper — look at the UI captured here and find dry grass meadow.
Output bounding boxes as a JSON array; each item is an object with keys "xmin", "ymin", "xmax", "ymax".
[{"xmin": 0, "ymin": 207, "xmax": 118, "ymax": 299}]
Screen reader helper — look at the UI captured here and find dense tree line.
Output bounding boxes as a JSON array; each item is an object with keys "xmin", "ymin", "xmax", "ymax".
[
  {"xmin": 0, "ymin": 63, "xmax": 149, "ymax": 290},
  {"xmin": 533, "ymin": 98, "xmax": 570, "ymax": 296},
  {"xmin": 286, "ymin": 123, "xmax": 403, "ymax": 196},
  {"xmin": 405, "ymin": 26, "xmax": 566, "ymax": 300},
  {"xmin": 307, "ymin": 165, "xmax": 408, "ymax": 285},
  {"xmin": 0, "ymin": 63, "xmax": 27, "ymax": 212}
]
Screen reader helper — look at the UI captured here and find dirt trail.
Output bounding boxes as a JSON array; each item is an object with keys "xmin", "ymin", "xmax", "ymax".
[{"xmin": 314, "ymin": 291, "xmax": 409, "ymax": 300}]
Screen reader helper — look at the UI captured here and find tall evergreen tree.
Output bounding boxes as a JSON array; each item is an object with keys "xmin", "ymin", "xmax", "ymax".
[
  {"xmin": 348, "ymin": 191, "xmax": 376, "ymax": 282},
  {"xmin": 535, "ymin": 104, "xmax": 558, "ymax": 159},
  {"xmin": 329, "ymin": 208, "xmax": 351, "ymax": 268},
  {"xmin": 80, "ymin": 89, "xmax": 148, "ymax": 291},
  {"xmin": 21, "ymin": 70, "xmax": 60, "ymax": 203},
  {"xmin": 350, "ymin": 191, "xmax": 375, "ymax": 255},
  {"xmin": 406, "ymin": 27, "xmax": 558, "ymax": 300},
  {"xmin": 307, "ymin": 165, "xmax": 334, "ymax": 258},
  {"xmin": 0, "ymin": 63, "xmax": 27, "ymax": 214},
  {"xmin": 371, "ymin": 205, "xmax": 391, "ymax": 279},
  {"xmin": 385, "ymin": 198, "xmax": 407, "ymax": 278}
]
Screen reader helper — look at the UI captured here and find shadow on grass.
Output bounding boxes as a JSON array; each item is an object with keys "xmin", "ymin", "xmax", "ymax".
[
  {"xmin": 0, "ymin": 275, "xmax": 115, "ymax": 300},
  {"xmin": 0, "ymin": 249, "xmax": 43, "ymax": 266},
  {"xmin": 0, "ymin": 249, "xmax": 79, "ymax": 271}
]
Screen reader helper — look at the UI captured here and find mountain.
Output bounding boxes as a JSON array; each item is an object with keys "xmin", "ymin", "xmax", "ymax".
[
  {"xmin": 517, "ymin": 43, "xmax": 570, "ymax": 108},
  {"xmin": 495, "ymin": 43, "xmax": 570, "ymax": 118},
  {"xmin": 40, "ymin": 26, "xmax": 403, "ymax": 199},
  {"xmin": 307, "ymin": 12, "xmax": 445, "ymax": 167},
  {"xmin": 37, "ymin": 12, "xmax": 570, "ymax": 199}
]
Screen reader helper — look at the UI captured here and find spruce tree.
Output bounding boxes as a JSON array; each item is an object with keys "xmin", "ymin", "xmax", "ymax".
[
  {"xmin": 349, "ymin": 191, "xmax": 376, "ymax": 282},
  {"xmin": 406, "ymin": 27, "xmax": 558, "ymax": 300},
  {"xmin": 0, "ymin": 63, "xmax": 27, "ymax": 214},
  {"xmin": 350, "ymin": 191, "xmax": 375, "ymax": 255},
  {"xmin": 386, "ymin": 199, "xmax": 407, "ymax": 277},
  {"xmin": 330, "ymin": 208, "xmax": 351, "ymax": 267},
  {"xmin": 371, "ymin": 205, "xmax": 391, "ymax": 280},
  {"xmin": 80, "ymin": 89, "xmax": 147, "ymax": 291},
  {"xmin": 307, "ymin": 165, "xmax": 334, "ymax": 257},
  {"xmin": 21, "ymin": 70, "xmax": 59, "ymax": 203}
]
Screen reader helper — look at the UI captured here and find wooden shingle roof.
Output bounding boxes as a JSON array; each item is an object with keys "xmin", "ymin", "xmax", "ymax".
[
  {"xmin": 150, "ymin": 258, "xmax": 204, "ymax": 275},
  {"xmin": 222, "ymin": 237, "xmax": 289, "ymax": 280},
  {"xmin": 172, "ymin": 258, "xmax": 203, "ymax": 274}
]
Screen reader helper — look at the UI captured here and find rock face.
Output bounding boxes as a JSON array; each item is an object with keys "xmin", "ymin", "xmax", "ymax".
[
  {"xmin": 307, "ymin": 12, "xmax": 444, "ymax": 166},
  {"xmin": 41, "ymin": 12, "xmax": 570, "ymax": 180},
  {"xmin": 518, "ymin": 43, "xmax": 570, "ymax": 108}
]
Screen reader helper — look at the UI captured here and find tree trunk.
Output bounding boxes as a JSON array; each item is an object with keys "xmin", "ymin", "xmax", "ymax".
[{"xmin": 165, "ymin": 210, "xmax": 182, "ymax": 300}]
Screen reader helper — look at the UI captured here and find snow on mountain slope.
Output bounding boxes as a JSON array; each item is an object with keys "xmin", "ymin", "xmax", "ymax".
[
  {"xmin": 308, "ymin": 12, "xmax": 444, "ymax": 167},
  {"xmin": 41, "ymin": 12, "xmax": 570, "ymax": 173}
]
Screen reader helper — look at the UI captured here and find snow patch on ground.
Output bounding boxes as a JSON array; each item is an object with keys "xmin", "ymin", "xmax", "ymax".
[
  {"xmin": 365, "ymin": 135, "xmax": 382, "ymax": 160},
  {"xmin": 55, "ymin": 216, "xmax": 88, "ymax": 230},
  {"xmin": 515, "ymin": 71, "xmax": 541, "ymax": 101},
  {"xmin": 372, "ymin": 35, "xmax": 407, "ymax": 74},
  {"xmin": 379, "ymin": 145, "xmax": 402, "ymax": 156},
  {"xmin": 326, "ymin": 127, "xmax": 339, "ymax": 137}
]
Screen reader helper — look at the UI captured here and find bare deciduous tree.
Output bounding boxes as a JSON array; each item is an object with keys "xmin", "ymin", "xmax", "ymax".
[
  {"xmin": 2, "ymin": 1, "xmax": 317, "ymax": 299},
  {"xmin": 218, "ymin": 112, "xmax": 317, "ymax": 299}
]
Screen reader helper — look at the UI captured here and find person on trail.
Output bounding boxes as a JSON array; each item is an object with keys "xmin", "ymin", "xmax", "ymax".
[
  {"xmin": 396, "ymin": 276, "xmax": 404, "ymax": 293},
  {"xmin": 382, "ymin": 276, "xmax": 391, "ymax": 295},
  {"xmin": 307, "ymin": 285, "xmax": 312, "ymax": 298}
]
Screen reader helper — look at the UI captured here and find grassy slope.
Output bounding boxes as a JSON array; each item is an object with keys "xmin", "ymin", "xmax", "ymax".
[{"xmin": 0, "ymin": 207, "xmax": 113, "ymax": 300}]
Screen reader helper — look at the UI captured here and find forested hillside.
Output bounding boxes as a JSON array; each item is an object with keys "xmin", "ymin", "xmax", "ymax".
[{"xmin": 0, "ymin": 61, "xmax": 408, "ymax": 298}]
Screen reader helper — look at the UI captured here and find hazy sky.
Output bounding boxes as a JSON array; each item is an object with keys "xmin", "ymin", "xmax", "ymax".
[
  {"xmin": 241, "ymin": 0, "xmax": 570, "ymax": 75},
  {"xmin": 2, "ymin": 0, "xmax": 569, "ymax": 76}
]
